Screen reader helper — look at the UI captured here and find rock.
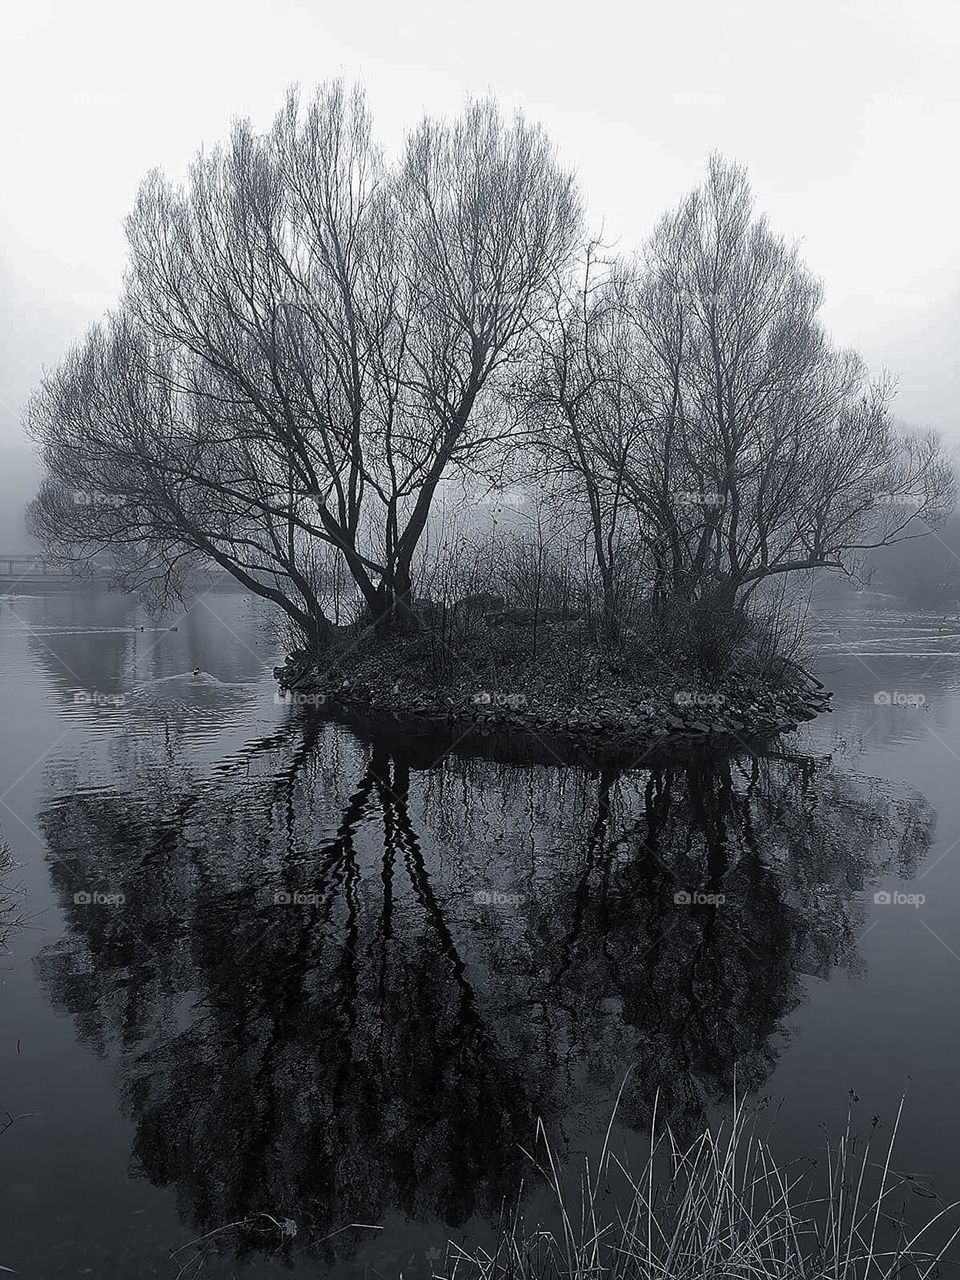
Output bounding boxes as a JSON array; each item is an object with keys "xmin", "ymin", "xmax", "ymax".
[{"xmin": 471, "ymin": 691, "xmax": 492, "ymax": 706}]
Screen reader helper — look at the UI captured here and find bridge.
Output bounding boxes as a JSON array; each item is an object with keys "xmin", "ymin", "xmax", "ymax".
[
  {"xmin": 0, "ymin": 554, "xmax": 114, "ymax": 591},
  {"xmin": 0, "ymin": 554, "xmax": 237, "ymax": 593}
]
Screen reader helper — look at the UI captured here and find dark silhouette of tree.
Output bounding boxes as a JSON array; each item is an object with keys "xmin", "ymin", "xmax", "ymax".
[
  {"xmin": 27, "ymin": 85, "xmax": 580, "ymax": 644},
  {"xmin": 34, "ymin": 723, "xmax": 931, "ymax": 1270},
  {"xmin": 521, "ymin": 159, "xmax": 955, "ymax": 637}
]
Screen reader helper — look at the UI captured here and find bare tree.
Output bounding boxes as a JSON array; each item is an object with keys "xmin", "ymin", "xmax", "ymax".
[
  {"xmin": 28, "ymin": 84, "xmax": 581, "ymax": 647},
  {"xmin": 517, "ymin": 248, "xmax": 649, "ymax": 639},
  {"xmin": 27, "ymin": 124, "xmax": 953, "ymax": 659},
  {"xmin": 522, "ymin": 158, "xmax": 955, "ymax": 646},
  {"xmin": 624, "ymin": 157, "xmax": 955, "ymax": 608}
]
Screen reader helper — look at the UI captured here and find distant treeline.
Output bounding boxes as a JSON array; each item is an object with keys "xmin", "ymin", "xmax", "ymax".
[
  {"xmin": 0, "ymin": 444, "xmax": 42, "ymax": 550},
  {"xmin": 865, "ymin": 513, "xmax": 960, "ymax": 609}
]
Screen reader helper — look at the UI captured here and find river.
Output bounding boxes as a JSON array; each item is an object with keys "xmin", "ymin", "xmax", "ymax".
[{"xmin": 0, "ymin": 587, "xmax": 958, "ymax": 1277}]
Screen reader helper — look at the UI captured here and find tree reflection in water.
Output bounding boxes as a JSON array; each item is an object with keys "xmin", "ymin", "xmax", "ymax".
[{"xmin": 33, "ymin": 721, "xmax": 932, "ymax": 1270}]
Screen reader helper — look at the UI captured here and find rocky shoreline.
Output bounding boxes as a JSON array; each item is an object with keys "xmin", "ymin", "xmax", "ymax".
[{"xmin": 272, "ymin": 644, "xmax": 832, "ymax": 766}]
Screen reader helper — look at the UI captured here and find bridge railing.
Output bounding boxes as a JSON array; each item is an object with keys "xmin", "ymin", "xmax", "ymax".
[{"xmin": 0, "ymin": 555, "xmax": 112, "ymax": 577}]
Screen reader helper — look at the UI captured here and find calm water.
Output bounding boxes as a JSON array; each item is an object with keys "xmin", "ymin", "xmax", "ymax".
[{"xmin": 1, "ymin": 588, "xmax": 959, "ymax": 1277}]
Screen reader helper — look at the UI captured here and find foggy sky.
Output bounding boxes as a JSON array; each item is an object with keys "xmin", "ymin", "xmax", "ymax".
[{"xmin": 2, "ymin": 0, "xmax": 959, "ymax": 465}]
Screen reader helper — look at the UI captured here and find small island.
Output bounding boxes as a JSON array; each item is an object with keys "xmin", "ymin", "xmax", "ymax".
[
  {"xmin": 24, "ymin": 96, "xmax": 952, "ymax": 758},
  {"xmin": 274, "ymin": 601, "xmax": 832, "ymax": 764}
]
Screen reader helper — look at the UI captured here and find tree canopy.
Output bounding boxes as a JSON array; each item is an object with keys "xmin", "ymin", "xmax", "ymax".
[{"xmin": 27, "ymin": 89, "xmax": 955, "ymax": 652}]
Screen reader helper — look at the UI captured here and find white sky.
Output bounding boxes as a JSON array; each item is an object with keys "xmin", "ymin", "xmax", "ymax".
[{"xmin": 2, "ymin": 0, "xmax": 959, "ymax": 449}]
